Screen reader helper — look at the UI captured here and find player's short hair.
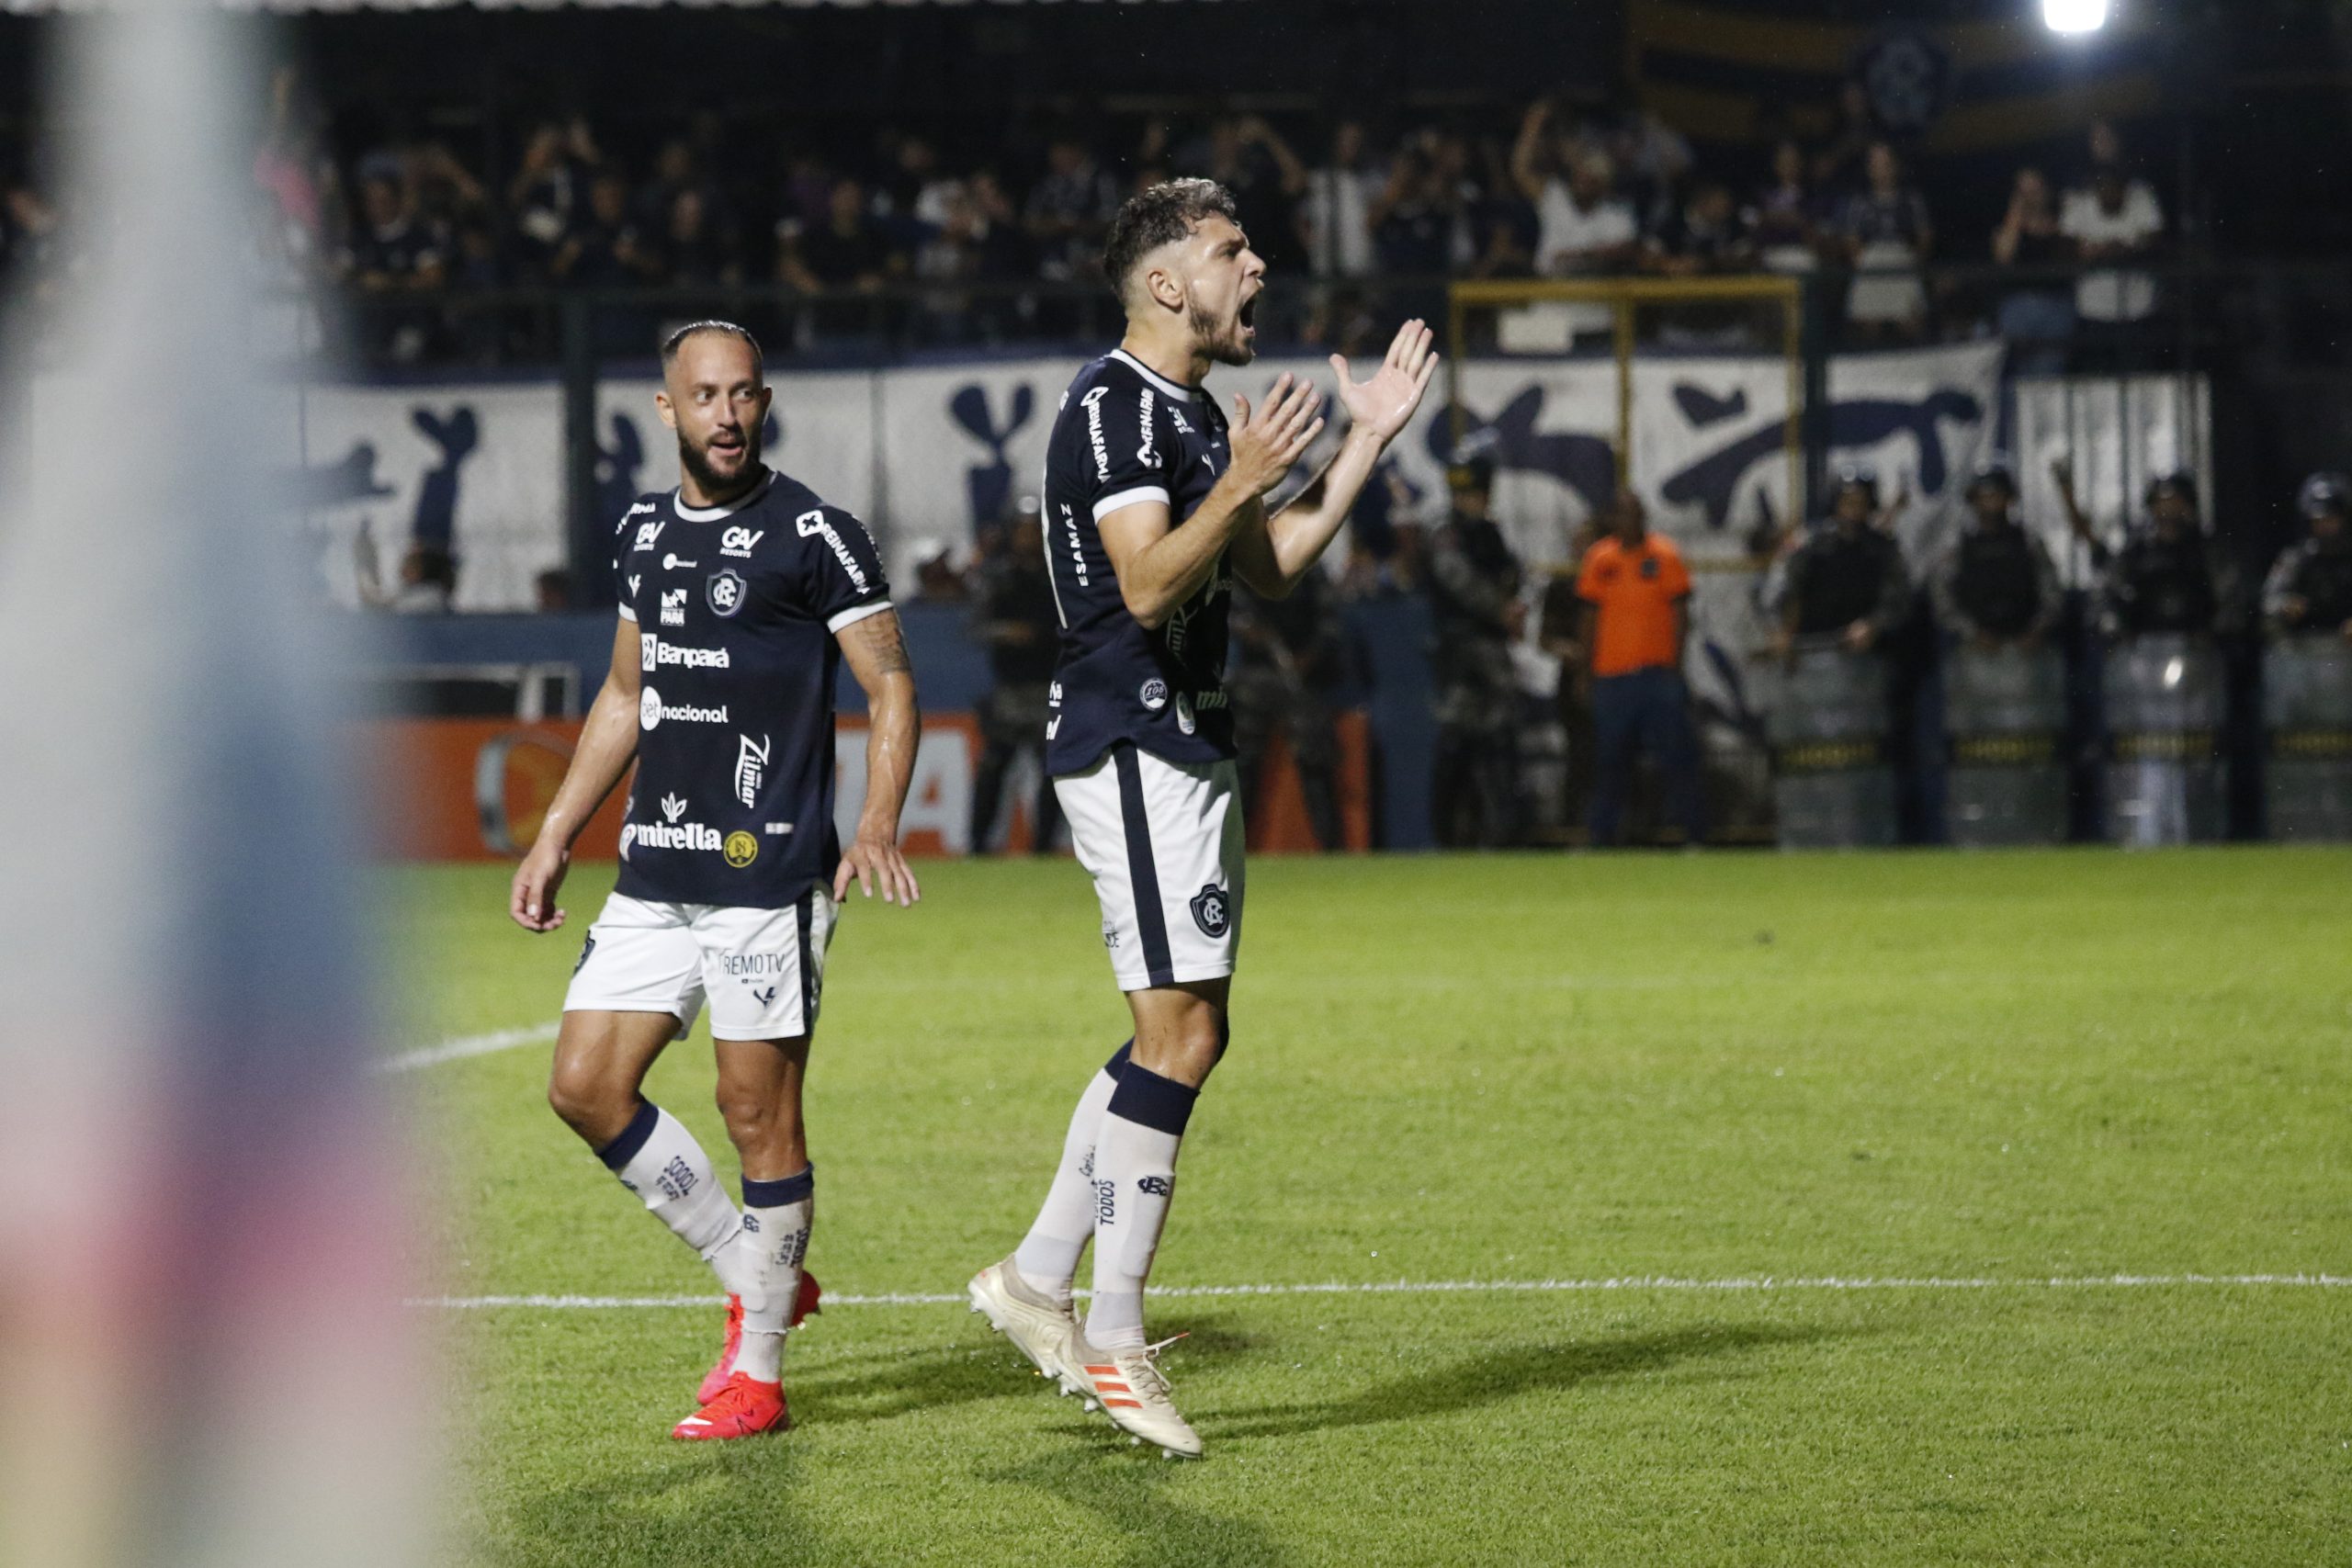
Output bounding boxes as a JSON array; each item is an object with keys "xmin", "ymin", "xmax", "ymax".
[
  {"xmin": 1102, "ymin": 178, "xmax": 1238, "ymax": 305},
  {"xmin": 660, "ymin": 320, "xmax": 764, "ymax": 382}
]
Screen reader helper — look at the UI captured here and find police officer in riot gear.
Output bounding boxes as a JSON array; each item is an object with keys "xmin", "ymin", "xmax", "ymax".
[
  {"xmin": 1775, "ymin": 462, "xmax": 1911, "ymax": 660},
  {"xmin": 967, "ymin": 497, "xmax": 1065, "ymax": 852},
  {"xmin": 2263, "ymin": 472, "xmax": 2352, "ymax": 642},
  {"xmin": 1426, "ymin": 428, "xmax": 1525, "ymax": 847},
  {"xmin": 1931, "ymin": 459, "xmax": 2060, "ymax": 648},
  {"xmin": 2098, "ymin": 471, "xmax": 2230, "ymax": 638}
]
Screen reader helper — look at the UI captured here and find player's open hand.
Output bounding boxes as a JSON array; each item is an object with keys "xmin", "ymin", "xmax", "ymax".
[
  {"xmin": 833, "ymin": 835, "xmax": 922, "ymax": 907},
  {"xmin": 510, "ymin": 840, "xmax": 571, "ymax": 932},
  {"xmin": 1333, "ymin": 319, "xmax": 1439, "ymax": 445},
  {"xmin": 1227, "ymin": 372, "xmax": 1324, "ymax": 497}
]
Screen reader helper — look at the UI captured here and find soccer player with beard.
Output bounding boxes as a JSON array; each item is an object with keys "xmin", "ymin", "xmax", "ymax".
[
  {"xmin": 510, "ymin": 321, "xmax": 922, "ymax": 1441},
  {"xmin": 967, "ymin": 180, "xmax": 1436, "ymax": 1457}
]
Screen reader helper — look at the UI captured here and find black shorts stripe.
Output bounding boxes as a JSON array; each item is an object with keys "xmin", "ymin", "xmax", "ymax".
[
  {"xmin": 794, "ymin": 892, "xmax": 818, "ymax": 1029},
  {"xmin": 1112, "ymin": 743, "xmax": 1176, "ymax": 987}
]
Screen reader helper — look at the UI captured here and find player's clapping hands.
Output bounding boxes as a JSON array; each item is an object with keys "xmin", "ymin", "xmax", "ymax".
[
  {"xmin": 1333, "ymin": 318, "xmax": 1439, "ymax": 445},
  {"xmin": 1227, "ymin": 372, "xmax": 1325, "ymax": 497}
]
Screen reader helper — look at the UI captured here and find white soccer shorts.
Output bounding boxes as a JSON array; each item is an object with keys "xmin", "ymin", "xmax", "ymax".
[
  {"xmin": 562, "ymin": 890, "xmax": 837, "ymax": 1040},
  {"xmin": 1055, "ymin": 741, "xmax": 1244, "ymax": 992}
]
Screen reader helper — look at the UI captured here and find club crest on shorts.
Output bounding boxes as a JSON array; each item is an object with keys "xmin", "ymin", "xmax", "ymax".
[
  {"xmin": 707, "ymin": 567, "xmax": 748, "ymax": 617},
  {"xmin": 1139, "ymin": 677, "xmax": 1168, "ymax": 711},
  {"xmin": 1189, "ymin": 882, "xmax": 1231, "ymax": 938}
]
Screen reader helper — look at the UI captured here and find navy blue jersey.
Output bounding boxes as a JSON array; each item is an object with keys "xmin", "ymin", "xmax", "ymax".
[
  {"xmin": 1041, "ymin": 348, "xmax": 1237, "ymax": 774},
  {"xmin": 610, "ymin": 468, "xmax": 891, "ymax": 908}
]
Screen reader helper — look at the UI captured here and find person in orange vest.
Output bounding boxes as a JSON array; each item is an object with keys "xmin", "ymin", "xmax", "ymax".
[{"xmin": 1573, "ymin": 488, "xmax": 1704, "ymax": 846}]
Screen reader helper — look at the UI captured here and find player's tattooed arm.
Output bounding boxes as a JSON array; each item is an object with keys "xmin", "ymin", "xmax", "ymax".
[
  {"xmin": 1234, "ymin": 319, "xmax": 1438, "ymax": 598},
  {"xmin": 834, "ymin": 607, "xmax": 922, "ymax": 907},
  {"xmin": 842, "ymin": 605, "xmax": 913, "ymax": 675}
]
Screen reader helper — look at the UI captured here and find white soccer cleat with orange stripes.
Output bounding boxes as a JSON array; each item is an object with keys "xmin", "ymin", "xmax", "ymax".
[
  {"xmin": 967, "ymin": 1257, "xmax": 1084, "ymax": 1397},
  {"xmin": 1071, "ymin": 1335, "xmax": 1202, "ymax": 1460}
]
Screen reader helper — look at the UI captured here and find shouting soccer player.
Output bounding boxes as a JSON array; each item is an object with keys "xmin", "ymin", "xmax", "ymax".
[
  {"xmin": 968, "ymin": 180, "xmax": 1435, "ymax": 1457},
  {"xmin": 511, "ymin": 321, "xmax": 921, "ymax": 1442}
]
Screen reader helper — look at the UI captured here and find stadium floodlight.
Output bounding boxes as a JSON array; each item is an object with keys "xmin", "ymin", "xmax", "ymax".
[{"xmin": 2043, "ymin": 0, "xmax": 2110, "ymax": 35}]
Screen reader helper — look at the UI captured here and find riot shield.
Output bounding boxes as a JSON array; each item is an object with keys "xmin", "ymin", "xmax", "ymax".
[
  {"xmin": 2263, "ymin": 636, "xmax": 2352, "ymax": 841},
  {"xmin": 2103, "ymin": 633, "xmax": 2226, "ymax": 846},
  {"xmin": 1767, "ymin": 645, "xmax": 1897, "ymax": 849},
  {"xmin": 1944, "ymin": 643, "xmax": 2068, "ymax": 847}
]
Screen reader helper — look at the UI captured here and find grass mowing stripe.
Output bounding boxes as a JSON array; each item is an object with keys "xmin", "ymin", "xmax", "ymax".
[{"xmin": 413, "ymin": 1272, "xmax": 2352, "ymax": 1309}]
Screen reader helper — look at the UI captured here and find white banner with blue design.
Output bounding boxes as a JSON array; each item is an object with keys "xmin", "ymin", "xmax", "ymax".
[{"xmin": 269, "ymin": 344, "xmax": 2005, "ymax": 621}]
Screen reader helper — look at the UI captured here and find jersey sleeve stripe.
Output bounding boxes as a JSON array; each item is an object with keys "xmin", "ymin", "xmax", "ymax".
[
  {"xmin": 825, "ymin": 599, "xmax": 895, "ymax": 635},
  {"xmin": 1093, "ymin": 485, "xmax": 1171, "ymax": 523},
  {"xmin": 616, "ymin": 604, "xmax": 639, "ymax": 623}
]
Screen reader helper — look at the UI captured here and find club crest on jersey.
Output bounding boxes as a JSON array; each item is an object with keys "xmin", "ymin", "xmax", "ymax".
[
  {"xmin": 721, "ymin": 526, "xmax": 764, "ymax": 558},
  {"xmin": 1139, "ymin": 677, "xmax": 1169, "ymax": 711},
  {"xmin": 660, "ymin": 587, "xmax": 686, "ymax": 626},
  {"xmin": 1190, "ymin": 883, "xmax": 1231, "ymax": 939},
  {"xmin": 707, "ymin": 567, "xmax": 748, "ymax": 617}
]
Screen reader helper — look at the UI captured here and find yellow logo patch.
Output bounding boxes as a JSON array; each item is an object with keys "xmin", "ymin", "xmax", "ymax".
[{"xmin": 723, "ymin": 831, "xmax": 759, "ymax": 869}]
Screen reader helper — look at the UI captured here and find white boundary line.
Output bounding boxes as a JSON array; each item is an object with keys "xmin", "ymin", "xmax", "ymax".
[
  {"xmin": 379, "ymin": 1022, "xmax": 560, "ymax": 1075},
  {"xmin": 376, "ymin": 1024, "xmax": 560, "ymax": 1072},
  {"xmin": 410, "ymin": 1273, "xmax": 2351, "ymax": 1309}
]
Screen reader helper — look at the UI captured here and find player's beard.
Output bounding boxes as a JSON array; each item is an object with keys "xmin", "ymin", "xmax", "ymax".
[
  {"xmin": 1189, "ymin": 298, "xmax": 1255, "ymax": 367},
  {"xmin": 678, "ymin": 423, "xmax": 761, "ymax": 501}
]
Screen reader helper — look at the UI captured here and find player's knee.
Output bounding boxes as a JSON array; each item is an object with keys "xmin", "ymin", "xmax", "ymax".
[
  {"xmin": 546, "ymin": 1064, "xmax": 628, "ymax": 1141},
  {"xmin": 1170, "ymin": 1006, "xmax": 1227, "ymax": 1078},
  {"xmin": 713, "ymin": 1082, "xmax": 773, "ymax": 1141}
]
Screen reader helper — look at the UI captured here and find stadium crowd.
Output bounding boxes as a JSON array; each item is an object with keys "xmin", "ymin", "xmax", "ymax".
[{"xmin": 0, "ymin": 67, "xmax": 2169, "ymax": 366}]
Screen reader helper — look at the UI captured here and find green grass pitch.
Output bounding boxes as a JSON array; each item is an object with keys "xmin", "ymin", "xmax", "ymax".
[{"xmin": 395, "ymin": 849, "xmax": 2351, "ymax": 1565}]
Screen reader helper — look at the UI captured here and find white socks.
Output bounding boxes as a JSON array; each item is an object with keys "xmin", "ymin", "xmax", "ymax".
[
  {"xmin": 733, "ymin": 1166, "xmax": 814, "ymax": 1383},
  {"xmin": 598, "ymin": 1100, "xmax": 749, "ymax": 1295},
  {"xmin": 1084, "ymin": 1063, "xmax": 1196, "ymax": 1351},
  {"xmin": 1012, "ymin": 1041, "xmax": 1131, "ymax": 1305}
]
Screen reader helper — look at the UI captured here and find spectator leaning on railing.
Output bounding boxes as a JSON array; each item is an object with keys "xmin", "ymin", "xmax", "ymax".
[
  {"xmin": 1302, "ymin": 119, "xmax": 1382, "ymax": 282},
  {"xmin": 2263, "ymin": 473, "xmax": 2352, "ymax": 643},
  {"xmin": 1750, "ymin": 138, "xmax": 1824, "ymax": 274},
  {"xmin": 1991, "ymin": 166, "xmax": 2075, "ymax": 374},
  {"xmin": 1833, "ymin": 141, "xmax": 1932, "ymax": 343},
  {"xmin": 2060, "ymin": 125, "xmax": 2165, "ymax": 335}
]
